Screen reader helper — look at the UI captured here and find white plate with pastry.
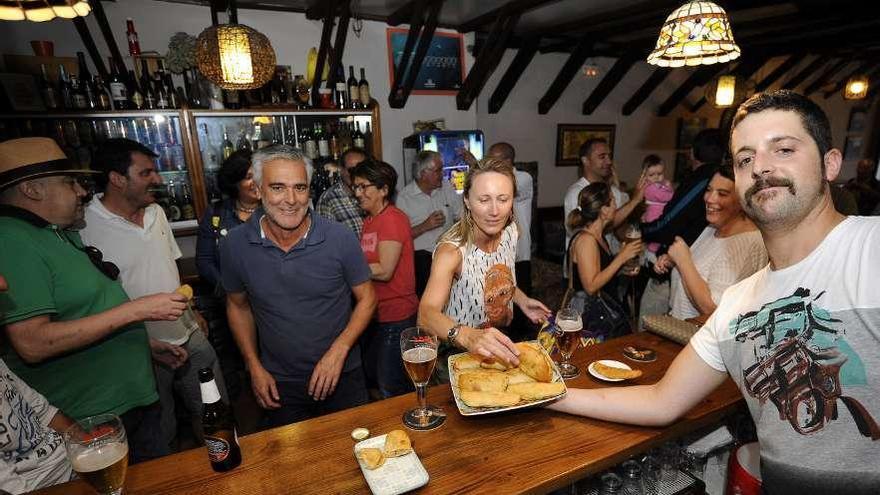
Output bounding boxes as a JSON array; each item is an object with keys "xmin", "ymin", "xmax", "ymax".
[
  {"xmin": 448, "ymin": 341, "xmax": 567, "ymax": 416},
  {"xmin": 353, "ymin": 430, "xmax": 429, "ymax": 495},
  {"xmin": 588, "ymin": 359, "xmax": 643, "ymax": 382}
]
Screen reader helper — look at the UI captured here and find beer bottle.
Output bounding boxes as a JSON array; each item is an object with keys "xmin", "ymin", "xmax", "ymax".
[{"xmin": 199, "ymin": 367, "xmax": 241, "ymax": 472}]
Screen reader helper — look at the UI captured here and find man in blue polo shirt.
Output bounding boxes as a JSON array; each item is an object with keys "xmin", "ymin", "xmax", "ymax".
[{"xmin": 221, "ymin": 145, "xmax": 377, "ymax": 427}]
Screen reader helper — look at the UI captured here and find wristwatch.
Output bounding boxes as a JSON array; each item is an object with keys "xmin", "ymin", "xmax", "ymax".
[{"xmin": 447, "ymin": 323, "xmax": 462, "ymax": 347}]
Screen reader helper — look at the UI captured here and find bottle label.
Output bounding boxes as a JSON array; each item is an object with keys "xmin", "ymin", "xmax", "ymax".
[
  {"xmin": 131, "ymin": 92, "xmax": 145, "ymax": 109},
  {"xmin": 169, "ymin": 205, "xmax": 182, "ymax": 221},
  {"xmin": 73, "ymin": 94, "xmax": 88, "ymax": 109},
  {"xmin": 110, "ymin": 82, "xmax": 127, "ymax": 101},
  {"xmin": 305, "ymin": 141, "xmax": 318, "ymax": 159},
  {"xmin": 204, "ymin": 435, "xmax": 232, "ymax": 462},
  {"xmin": 354, "ymin": 137, "xmax": 365, "ymax": 148},
  {"xmin": 318, "ymin": 140, "xmax": 330, "ymax": 157},
  {"xmin": 359, "ymin": 85, "xmax": 371, "ymax": 106}
]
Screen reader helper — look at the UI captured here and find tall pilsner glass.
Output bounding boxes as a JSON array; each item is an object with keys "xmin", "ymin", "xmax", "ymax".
[
  {"xmin": 556, "ymin": 308, "xmax": 583, "ymax": 379},
  {"xmin": 64, "ymin": 414, "xmax": 129, "ymax": 495},
  {"xmin": 400, "ymin": 327, "xmax": 445, "ymax": 430}
]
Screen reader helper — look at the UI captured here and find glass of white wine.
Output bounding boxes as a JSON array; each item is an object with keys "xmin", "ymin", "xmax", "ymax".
[
  {"xmin": 400, "ymin": 327, "xmax": 445, "ymax": 430},
  {"xmin": 63, "ymin": 414, "xmax": 129, "ymax": 495},
  {"xmin": 556, "ymin": 308, "xmax": 583, "ymax": 379}
]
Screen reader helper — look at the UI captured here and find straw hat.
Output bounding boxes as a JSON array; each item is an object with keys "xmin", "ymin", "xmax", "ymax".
[{"xmin": 0, "ymin": 137, "xmax": 98, "ymax": 190}]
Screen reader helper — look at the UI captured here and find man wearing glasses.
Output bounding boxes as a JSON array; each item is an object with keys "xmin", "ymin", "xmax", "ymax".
[
  {"xmin": 396, "ymin": 150, "xmax": 462, "ymax": 296},
  {"xmin": 0, "ymin": 137, "xmax": 187, "ymax": 463},
  {"xmin": 221, "ymin": 145, "xmax": 377, "ymax": 427}
]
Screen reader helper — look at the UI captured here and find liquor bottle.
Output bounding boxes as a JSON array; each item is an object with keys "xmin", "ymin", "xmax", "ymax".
[
  {"xmin": 236, "ymin": 128, "xmax": 251, "ymax": 152},
  {"xmin": 199, "ymin": 367, "xmax": 241, "ymax": 472},
  {"xmin": 108, "ymin": 59, "xmax": 129, "ymax": 110},
  {"xmin": 38, "ymin": 64, "xmax": 59, "ymax": 110},
  {"xmin": 329, "ymin": 123, "xmax": 340, "ymax": 160},
  {"xmin": 126, "ymin": 18, "xmax": 141, "ymax": 56},
  {"xmin": 302, "ymin": 126, "xmax": 317, "ymax": 160},
  {"xmin": 128, "ymin": 70, "xmax": 144, "ymax": 110},
  {"xmin": 339, "ymin": 117, "xmax": 352, "ymax": 153},
  {"xmin": 358, "ymin": 67, "xmax": 371, "ymax": 108},
  {"xmin": 70, "ymin": 75, "xmax": 88, "ymax": 110},
  {"xmin": 316, "ymin": 123, "xmax": 329, "ymax": 159},
  {"xmin": 181, "ymin": 183, "xmax": 196, "ymax": 220},
  {"xmin": 347, "ymin": 66, "xmax": 359, "ymax": 110},
  {"xmin": 76, "ymin": 52, "xmax": 97, "ymax": 109},
  {"xmin": 140, "ymin": 60, "xmax": 157, "ymax": 109},
  {"xmin": 155, "ymin": 73, "xmax": 169, "ymax": 109},
  {"xmin": 222, "ymin": 126, "xmax": 234, "ymax": 160},
  {"xmin": 363, "ymin": 121, "xmax": 373, "ymax": 153},
  {"xmin": 353, "ymin": 121, "xmax": 365, "ymax": 149},
  {"xmin": 58, "ymin": 65, "xmax": 74, "ymax": 110},
  {"xmin": 334, "ymin": 64, "xmax": 347, "ymax": 109},
  {"xmin": 278, "ymin": 74, "xmax": 289, "ymax": 105},
  {"xmin": 94, "ymin": 76, "xmax": 112, "ymax": 111},
  {"xmin": 166, "ymin": 179, "xmax": 183, "ymax": 221}
]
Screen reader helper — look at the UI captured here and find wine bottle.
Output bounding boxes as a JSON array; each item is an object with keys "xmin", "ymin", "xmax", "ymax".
[
  {"xmin": 128, "ymin": 70, "xmax": 144, "ymax": 110},
  {"xmin": 76, "ymin": 52, "xmax": 97, "ymax": 109},
  {"xmin": 303, "ymin": 125, "xmax": 317, "ymax": 160},
  {"xmin": 316, "ymin": 123, "xmax": 329, "ymax": 159},
  {"xmin": 334, "ymin": 64, "xmax": 347, "ymax": 109},
  {"xmin": 38, "ymin": 64, "xmax": 59, "ymax": 110},
  {"xmin": 108, "ymin": 59, "xmax": 130, "ymax": 110},
  {"xmin": 140, "ymin": 59, "xmax": 157, "ymax": 109},
  {"xmin": 363, "ymin": 121, "xmax": 373, "ymax": 153},
  {"xmin": 155, "ymin": 73, "xmax": 169, "ymax": 109},
  {"xmin": 58, "ymin": 65, "xmax": 74, "ymax": 110},
  {"xmin": 222, "ymin": 126, "xmax": 234, "ymax": 160},
  {"xmin": 347, "ymin": 66, "xmax": 359, "ymax": 110},
  {"xmin": 358, "ymin": 68, "xmax": 371, "ymax": 108},
  {"xmin": 165, "ymin": 73, "xmax": 180, "ymax": 109},
  {"xmin": 70, "ymin": 75, "xmax": 88, "ymax": 110},
  {"xmin": 353, "ymin": 121, "xmax": 365, "ymax": 149},
  {"xmin": 126, "ymin": 18, "xmax": 141, "ymax": 56},
  {"xmin": 181, "ymin": 182, "xmax": 196, "ymax": 220},
  {"xmin": 94, "ymin": 75, "xmax": 112, "ymax": 110}
]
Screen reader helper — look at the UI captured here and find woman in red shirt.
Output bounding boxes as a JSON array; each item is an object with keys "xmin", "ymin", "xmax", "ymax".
[{"xmin": 351, "ymin": 160, "xmax": 418, "ymax": 398}]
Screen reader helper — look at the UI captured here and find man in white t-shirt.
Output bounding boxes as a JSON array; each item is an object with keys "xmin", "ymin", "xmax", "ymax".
[
  {"xmin": 548, "ymin": 90, "xmax": 880, "ymax": 494},
  {"xmin": 81, "ymin": 139, "xmax": 227, "ymax": 453},
  {"xmin": 562, "ymin": 138, "xmax": 643, "ymax": 278},
  {"xmin": 396, "ymin": 150, "xmax": 462, "ymax": 296}
]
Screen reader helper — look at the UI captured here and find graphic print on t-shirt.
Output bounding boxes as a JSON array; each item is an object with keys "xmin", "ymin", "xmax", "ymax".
[
  {"xmin": 728, "ymin": 287, "xmax": 880, "ymax": 439},
  {"xmin": 360, "ymin": 231, "xmax": 378, "ymax": 254}
]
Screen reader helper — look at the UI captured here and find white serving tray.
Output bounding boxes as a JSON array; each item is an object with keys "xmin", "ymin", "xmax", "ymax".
[{"xmin": 353, "ymin": 434, "xmax": 429, "ymax": 495}]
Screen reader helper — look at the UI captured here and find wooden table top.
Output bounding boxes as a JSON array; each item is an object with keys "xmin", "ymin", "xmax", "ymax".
[{"xmin": 38, "ymin": 333, "xmax": 744, "ymax": 495}]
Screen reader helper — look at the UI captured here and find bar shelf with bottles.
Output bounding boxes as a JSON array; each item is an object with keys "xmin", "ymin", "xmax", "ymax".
[
  {"xmin": 190, "ymin": 104, "xmax": 381, "ymax": 204},
  {"xmin": 0, "ymin": 110, "xmax": 199, "ymax": 230}
]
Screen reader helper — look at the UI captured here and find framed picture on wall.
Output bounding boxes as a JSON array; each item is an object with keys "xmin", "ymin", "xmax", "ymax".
[
  {"xmin": 386, "ymin": 28, "xmax": 466, "ymax": 94},
  {"xmin": 555, "ymin": 124, "xmax": 615, "ymax": 167},
  {"xmin": 673, "ymin": 117, "xmax": 707, "ymax": 184}
]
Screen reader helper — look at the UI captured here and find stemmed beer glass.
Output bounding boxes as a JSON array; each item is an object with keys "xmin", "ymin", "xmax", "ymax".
[
  {"xmin": 63, "ymin": 414, "xmax": 129, "ymax": 495},
  {"xmin": 556, "ymin": 308, "xmax": 583, "ymax": 379},
  {"xmin": 400, "ymin": 327, "xmax": 445, "ymax": 430}
]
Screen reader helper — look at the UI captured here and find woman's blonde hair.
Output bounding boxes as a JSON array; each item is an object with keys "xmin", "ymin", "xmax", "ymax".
[{"xmin": 439, "ymin": 157, "xmax": 518, "ymax": 247}]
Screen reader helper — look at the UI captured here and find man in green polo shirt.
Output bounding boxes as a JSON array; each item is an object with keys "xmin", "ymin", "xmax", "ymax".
[{"xmin": 0, "ymin": 137, "xmax": 188, "ymax": 463}]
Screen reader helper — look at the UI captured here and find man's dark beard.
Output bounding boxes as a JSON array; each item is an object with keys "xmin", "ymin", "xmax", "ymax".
[{"xmin": 744, "ymin": 177, "xmax": 795, "ymax": 206}]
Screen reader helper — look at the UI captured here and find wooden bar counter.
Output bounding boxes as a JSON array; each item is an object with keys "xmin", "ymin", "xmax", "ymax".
[{"xmin": 38, "ymin": 333, "xmax": 744, "ymax": 495}]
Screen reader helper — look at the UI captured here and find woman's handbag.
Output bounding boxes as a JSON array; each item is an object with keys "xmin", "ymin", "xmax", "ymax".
[{"xmin": 563, "ymin": 232, "xmax": 631, "ymax": 342}]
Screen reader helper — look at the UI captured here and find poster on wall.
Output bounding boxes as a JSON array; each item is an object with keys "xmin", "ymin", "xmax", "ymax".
[
  {"xmin": 386, "ymin": 28, "xmax": 466, "ymax": 95},
  {"xmin": 555, "ymin": 124, "xmax": 615, "ymax": 167}
]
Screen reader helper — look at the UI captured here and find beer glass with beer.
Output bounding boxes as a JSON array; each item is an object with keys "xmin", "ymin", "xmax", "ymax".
[
  {"xmin": 400, "ymin": 326, "xmax": 445, "ymax": 430},
  {"xmin": 63, "ymin": 414, "xmax": 129, "ymax": 495},
  {"xmin": 556, "ymin": 308, "xmax": 583, "ymax": 379}
]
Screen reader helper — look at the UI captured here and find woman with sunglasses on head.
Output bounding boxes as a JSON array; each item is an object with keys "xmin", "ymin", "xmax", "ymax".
[
  {"xmin": 349, "ymin": 160, "xmax": 418, "ymax": 398},
  {"xmin": 418, "ymin": 157, "xmax": 551, "ymax": 376}
]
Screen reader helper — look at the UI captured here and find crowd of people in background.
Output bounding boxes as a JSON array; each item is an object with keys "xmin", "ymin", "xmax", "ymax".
[{"xmin": 0, "ymin": 89, "xmax": 878, "ymax": 493}]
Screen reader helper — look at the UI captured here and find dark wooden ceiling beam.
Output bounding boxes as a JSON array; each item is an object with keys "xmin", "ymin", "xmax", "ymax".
[
  {"xmin": 457, "ymin": 7, "xmax": 521, "ymax": 110},
  {"xmin": 90, "ymin": 0, "xmax": 125, "ymax": 71},
  {"xmin": 388, "ymin": 0, "xmax": 445, "ymax": 109},
  {"xmin": 657, "ymin": 64, "xmax": 728, "ymax": 117},
  {"xmin": 781, "ymin": 56, "xmax": 831, "ymax": 90},
  {"xmin": 488, "ymin": 37, "xmax": 540, "ymax": 114},
  {"xmin": 582, "ymin": 53, "xmax": 638, "ymax": 115},
  {"xmin": 622, "ymin": 69, "xmax": 670, "ymax": 116},
  {"xmin": 821, "ymin": 61, "xmax": 880, "ymax": 99},
  {"xmin": 457, "ymin": 0, "xmax": 562, "ymax": 33},
  {"xmin": 754, "ymin": 54, "xmax": 806, "ymax": 92},
  {"xmin": 538, "ymin": 38, "xmax": 592, "ymax": 115},
  {"xmin": 691, "ymin": 55, "xmax": 773, "ymax": 112},
  {"xmin": 387, "ymin": 1, "xmax": 416, "ymax": 26},
  {"xmin": 326, "ymin": 0, "xmax": 352, "ymax": 88},
  {"xmin": 802, "ymin": 59, "xmax": 858, "ymax": 97},
  {"xmin": 310, "ymin": 0, "xmax": 337, "ymax": 104},
  {"xmin": 72, "ymin": 17, "xmax": 108, "ymax": 80}
]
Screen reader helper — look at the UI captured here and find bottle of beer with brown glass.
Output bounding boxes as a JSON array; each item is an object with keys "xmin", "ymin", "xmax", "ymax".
[{"xmin": 199, "ymin": 367, "xmax": 241, "ymax": 472}]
